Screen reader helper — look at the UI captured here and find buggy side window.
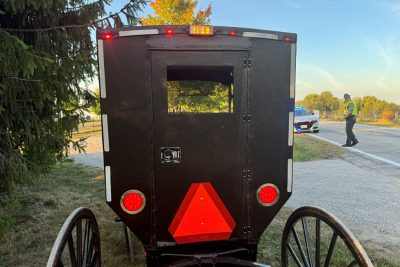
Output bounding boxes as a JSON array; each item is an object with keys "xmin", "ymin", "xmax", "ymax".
[{"xmin": 167, "ymin": 67, "xmax": 234, "ymax": 113}]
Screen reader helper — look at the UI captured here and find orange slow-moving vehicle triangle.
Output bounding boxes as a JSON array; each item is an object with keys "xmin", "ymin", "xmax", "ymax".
[{"xmin": 168, "ymin": 182, "xmax": 236, "ymax": 244}]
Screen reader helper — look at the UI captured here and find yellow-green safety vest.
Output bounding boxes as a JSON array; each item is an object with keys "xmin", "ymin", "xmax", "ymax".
[{"xmin": 345, "ymin": 100, "xmax": 358, "ymax": 116}]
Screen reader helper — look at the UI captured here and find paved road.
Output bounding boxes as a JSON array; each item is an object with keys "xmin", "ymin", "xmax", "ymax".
[
  {"xmin": 316, "ymin": 120, "xmax": 400, "ymax": 166},
  {"xmin": 287, "ymin": 154, "xmax": 400, "ymax": 250}
]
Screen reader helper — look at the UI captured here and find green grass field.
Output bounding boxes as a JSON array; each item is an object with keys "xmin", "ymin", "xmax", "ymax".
[
  {"xmin": 1, "ymin": 161, "xmax": 399, "ymax": 266},
  {"xmin": 0, "ymin": 161, "xmax": 143, "ymax": 267},
  {"xmin": 293, "ymin": 134, "xmax": 343, "ymax": 162}
]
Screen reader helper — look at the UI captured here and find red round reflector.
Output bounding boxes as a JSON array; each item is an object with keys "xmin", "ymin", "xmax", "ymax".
[
  {"xmin": 229, "ymin": 31, "xmax": 237, "ymax": 37},
  {"xmin": 120, "ymin": 190, "xmax": 146, "ymax": 214},
  {"xmin": 284, "ymin": 36, "xmax": 291, "ymax": 43},
  {"xmin": 166, "ymin": 29, "xmax": 174, "ymax": 35},
  {"xmin": 102, "ymin": 33, "xmax": 113, "ymax": 41},
  {"xmin": 257, "ymin": 184, "xmax": 279, "ymax": 206}
]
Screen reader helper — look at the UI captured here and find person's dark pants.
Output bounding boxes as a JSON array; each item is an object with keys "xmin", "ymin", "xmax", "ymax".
[{"xmin": 345, "ymin": 115, "xmax": 358, "ymax": 145}]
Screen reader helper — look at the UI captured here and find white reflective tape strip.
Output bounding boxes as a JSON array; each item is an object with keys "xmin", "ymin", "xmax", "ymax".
[
  {"xmin": 119, "ymin": 29, "xmax": 159, "ymax": 36},
  {"xmin": 98, "ymin": 40, "xmax": 106, "ymax": 98},
  {"xmin": 242, "ymin": 32, "xmax": 279, "ymax": 40},
  {"xmin": 287, "ymin": 159, "xmax": 293, "ymax": 192},
  {"xmin": 102, "ymin": 114, "xmax": 110, "ymax": 152},
  {"xmin": 288, "ymin": 112, "xmax": 294, "ymax": 146},
  {"xmin": 105, "ymin": 166, "xmax": 111, "ymax": 202},
  {"xmin": 290, "ymin": 43, "xmax": 296, "ymax": 99}
]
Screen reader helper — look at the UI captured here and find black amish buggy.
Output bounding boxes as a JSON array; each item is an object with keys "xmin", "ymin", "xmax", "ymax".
[{"xmin": 47, "ymin": 25, "xmax": 373, "ymax": 267}]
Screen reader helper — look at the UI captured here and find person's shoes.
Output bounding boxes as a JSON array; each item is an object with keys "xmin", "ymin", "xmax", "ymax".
[
  {"xmin": 342, "ymin": 144, "xmax": 352, "ymax": 147},
  {"xmin": 351, "ymin": 141, "xmax": 359, "ymax": 146}
]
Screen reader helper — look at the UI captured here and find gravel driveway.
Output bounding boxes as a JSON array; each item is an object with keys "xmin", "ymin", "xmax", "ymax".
[{"xmin": 69, "ymin": 136, "xmax": 400, "ymax": 251}]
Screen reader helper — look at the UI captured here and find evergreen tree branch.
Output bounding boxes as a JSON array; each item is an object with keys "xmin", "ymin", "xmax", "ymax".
[{"xmin": 0, "ymin": 0, "xmax": 147, "ymax": 32}]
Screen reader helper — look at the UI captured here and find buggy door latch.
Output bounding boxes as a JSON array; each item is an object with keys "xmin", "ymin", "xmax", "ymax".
[
  {"xmin": 243, "ymin": 114, "xmax": 251, "ymax": 124},
  {"xmin": 243, "ymin": 57, "xmax": 251, "ymax": 68},
  {"xmin": 160, "ymin": 147, "xmax": 181, "ymax": 164}
]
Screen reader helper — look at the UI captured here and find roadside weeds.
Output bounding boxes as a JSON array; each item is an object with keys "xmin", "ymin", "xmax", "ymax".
[
  {"xmin": 294, "ymin": 134, "xmax": 343, "ymax": 162},
  {"xmin": 1, "ymin": 161, "xmax": 399, "ymax": 266}
]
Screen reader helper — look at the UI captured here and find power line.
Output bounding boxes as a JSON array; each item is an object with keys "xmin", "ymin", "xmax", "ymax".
[
  {"xmin": 340, "ymin": 47, "xmax": 400, "ymax": 74},
  {"xmin": 0, "ymin": 1, "xmax": 146, "ymax": 32},
  {"xmin": 337, "ymin": 37, "xmax": 400, "ymax": 71}
]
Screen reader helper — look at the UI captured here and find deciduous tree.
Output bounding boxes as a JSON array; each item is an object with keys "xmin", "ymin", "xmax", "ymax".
[
  {"xmin": 320, "ymin": 91, "xmax": 340, "ymax": 112},
  {"xmin": 141, "ymin": 0, "xmax": 212, "ymax": 25},
  {"xmin": 302, "ymin": 93, "xmax": 322, "ymax": 111},
  {"xmin": 299, "ymin": 92, "xmax": 400, "ymax": 122}
]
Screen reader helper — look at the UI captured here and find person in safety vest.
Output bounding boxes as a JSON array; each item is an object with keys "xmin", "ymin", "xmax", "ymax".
[{"xmin": 343, "ymin": 93, "xmax": 359, "ymax": 147}]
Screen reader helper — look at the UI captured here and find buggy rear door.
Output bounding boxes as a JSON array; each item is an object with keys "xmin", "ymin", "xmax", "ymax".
[{"xmin": 151, "ymin": 50, "xmax": 248, "ymax": 242}]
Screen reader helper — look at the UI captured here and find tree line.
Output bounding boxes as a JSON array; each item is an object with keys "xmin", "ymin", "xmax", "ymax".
[{"xmin": 296, "ymin": 92, "xmax": 400, "ymax": 123}]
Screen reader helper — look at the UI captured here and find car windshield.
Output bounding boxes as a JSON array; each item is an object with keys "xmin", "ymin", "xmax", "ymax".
[{"xmin": 295, "ymin": 109, "xmax": 310, "ymax": 116}]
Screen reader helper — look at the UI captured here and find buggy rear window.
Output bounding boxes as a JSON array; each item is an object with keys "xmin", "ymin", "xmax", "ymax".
[{"xmin": 167, "ymin": 67, "xmax": 234, "ymax": 113}]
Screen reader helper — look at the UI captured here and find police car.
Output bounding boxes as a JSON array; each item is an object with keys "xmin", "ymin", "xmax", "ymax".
[{"xmin": 294, "ymin": 106, "xmax": 319, "ymax": 133}]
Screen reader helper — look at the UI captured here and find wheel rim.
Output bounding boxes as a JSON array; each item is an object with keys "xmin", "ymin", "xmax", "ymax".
[
  {"xmin": 281, "ymin": 206, "xmax": 373, "ymax": 267},
  {"xmin": 47, "ymin": 207, "xmax": 101, "ymax": 267}
]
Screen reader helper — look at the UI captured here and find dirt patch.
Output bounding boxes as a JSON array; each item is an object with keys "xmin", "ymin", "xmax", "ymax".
[{"xmin": 69, "ymin": 135, "xmax": 103, "ymax": 154}]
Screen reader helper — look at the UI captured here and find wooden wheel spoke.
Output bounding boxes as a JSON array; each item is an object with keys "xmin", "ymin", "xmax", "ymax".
[
  {"xmin": 315, "ymin": 218, "xmax": 321, "ymax": 267},
  {"xmin": 323, "ymin": 232, "xmax": 338, "ymax": 267},
  {"xmin": 86, "ymin": 233, "xmax": 96, "ymax": 265},
  {"xmin": 302, "ymin": 217, "xmax": 314, "ymax": 267},
  {"xmin": 291, "ymin": 227, "xmax": 311, "ymax": 267},
  {"xmin": 90, "ymin": 250, "xmax": 99, "ymax": 267},
  {"xmin": 287, "ymin": 243, "xmax": 305, "ymax": 267},
  {"xmin": 281, "ymin": 206, "xmax": 373, "ymax": 267},
  {"xmin": 346, "ymin": 259, "xmax": 357, "ymax": 267},
  {"xmin": 47, "ymin": 208, "xmax": 101, "ymax": 267},
  {"xmin": 67, "ymin": 234, "xmax": 77, "ymax": 266},
  {"xmin": 56, "ymin": 259, "xmax": 65, "ymax": 267},
  {"xmin": 83, "ymin": 221, "xmax": 91, "ymax": 265},
  {"xmin": 76, "ymin": 221, "xmax": 83, "ymax": 267}
]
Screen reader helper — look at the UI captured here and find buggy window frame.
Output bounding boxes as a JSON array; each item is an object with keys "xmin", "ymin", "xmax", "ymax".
[{"xmin": 166, "ymin": 66, "xmax": 235, "ymax": 114}]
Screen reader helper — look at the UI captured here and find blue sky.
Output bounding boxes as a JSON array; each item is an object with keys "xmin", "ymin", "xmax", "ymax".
[{"xmin": 105, "ymin": 0, "xmax": 400, "ymax": 103}]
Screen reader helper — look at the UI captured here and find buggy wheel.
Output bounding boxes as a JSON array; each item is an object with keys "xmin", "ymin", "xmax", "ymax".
[
  {"xmin": 47, "ymin": 207, "xmax": 101, "ymax": 267},
  {"xmin": 281, "ymin": 206, "xmax": 372, "ymax": 267}
]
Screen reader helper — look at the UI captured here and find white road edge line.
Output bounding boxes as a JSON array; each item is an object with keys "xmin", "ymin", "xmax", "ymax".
[{"xmin": 309, "ymin": 134, "xmax": 400, "ymax": 168}]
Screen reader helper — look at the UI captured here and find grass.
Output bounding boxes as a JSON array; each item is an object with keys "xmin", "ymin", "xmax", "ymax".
[
  {"xmin": 1, "ymin": 162, "xmax": 399, "ymax": 266},
  {"xmin": 259, "ymin": 208, "xmax": 400, "ymax": 266},
  {"xmin": 356, "ymin": 120, "xmax": 400, "ymax": 128},
  {"xmin": 0, "ymin": 160, "xmax": 145, "ymax": 267},
  {"xmin": 293, "ymin": 134, "xmax": 343, "ymax": 162}
]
